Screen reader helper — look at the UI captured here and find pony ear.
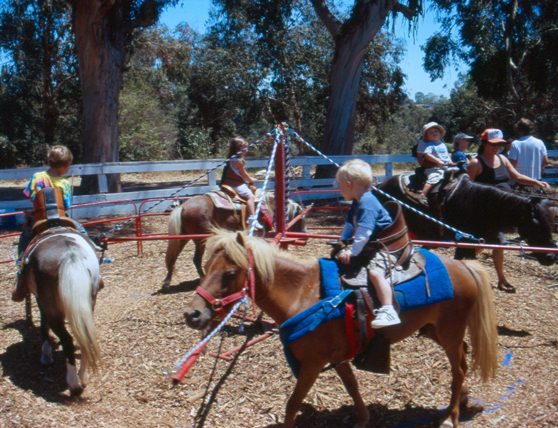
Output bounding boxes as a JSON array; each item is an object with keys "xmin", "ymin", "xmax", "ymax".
[{"xmin": 236, "ymin": 231, "xmax": 247, "ymax": 248}]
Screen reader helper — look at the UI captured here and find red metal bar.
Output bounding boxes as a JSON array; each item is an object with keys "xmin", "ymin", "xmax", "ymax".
[
  {"xmin": 171, "ymin": 342, "xmax": 208, "ymax": 383},
  {"xmin": 412, "ymin": 239, "xmax": 558, "ymax": 254},
  {"xmin": 209, "ymin": 333, "xmax": 273, "ymax": 361},
  {"xmin": 107, "ymin": 234, "xmax": 212, "ymax": 242},
  {"xmin": 286, "ymin": 205, "xmax": 312, "ymax": 232},
  {"xmin": 137, "ymin": 197, "xmax": 189, "ymax": 255}
]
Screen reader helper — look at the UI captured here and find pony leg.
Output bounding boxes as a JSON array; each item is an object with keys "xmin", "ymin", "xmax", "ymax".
[
  {"xmin": 162, "ymin": 238, "xmax": 189, "ymax": 291},
  {"xmin": 25, "ymin": 295, "xmax": 33, "ymax": 327},
  {"xmin": 193, "ymin": 240, "xmax": 206, "ymax": 278},
  {"xmin": 49, "ymin": 318, "xmax": 83, "ymax": 397},
  {"xmin": 440, "ymin": 343, "xmax": 466, "ymax": 428},
  {"xmin": 38, "ymin": 305, "xmax": 54, "ymax": 365},
  {"xmin": 334, "ymin": 362, "xmax": 369, "ymax": 428},
  {"xmin": 284, "ymin": 364, "xmax": 323, "ymax": 428}
]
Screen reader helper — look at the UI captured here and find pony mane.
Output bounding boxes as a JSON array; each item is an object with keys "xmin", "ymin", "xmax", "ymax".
[{"xmin": 206, "ymin": 229, "xmax": 309, "ymax": 284}]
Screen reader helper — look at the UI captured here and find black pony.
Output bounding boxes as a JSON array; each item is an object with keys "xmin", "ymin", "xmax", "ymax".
[{"xmin": 378, "ymin": 174, "xmax": 557, "ymax": 288}]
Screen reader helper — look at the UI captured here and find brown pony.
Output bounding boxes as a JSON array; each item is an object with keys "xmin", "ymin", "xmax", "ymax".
[
  {"xmin": 17, "ymin": 227, "xmax": 103, "ymax": 396},
  {"xmin": 184, "ymin": 230, "xmax": 498, "ymax": 428},
  {"xmin": 161, "ymin": 193, "xmax": 306, "ymax": 291}
]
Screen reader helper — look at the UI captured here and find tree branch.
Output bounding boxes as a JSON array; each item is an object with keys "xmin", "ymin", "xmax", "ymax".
[
  {"xmin": 124, "ymin": 0, "xmax": 159, "ymax": 32},
  {"xmin": 393, "ymin": 2, "xmax": 416, "ymax": 21},
  {"xmin": 309, "ymin": 0, "xmax": 341, "ymax": 38}
]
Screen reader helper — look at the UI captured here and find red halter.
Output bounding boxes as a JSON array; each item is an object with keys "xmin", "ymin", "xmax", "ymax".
[{"xmin": 195, "ymin": 249, "xmax": 256, "ymax": 319}]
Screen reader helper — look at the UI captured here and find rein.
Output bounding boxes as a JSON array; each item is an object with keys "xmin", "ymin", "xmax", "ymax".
[{"xmin": 195, "ymin": 249, "xmax": 257, "ymax": 319}]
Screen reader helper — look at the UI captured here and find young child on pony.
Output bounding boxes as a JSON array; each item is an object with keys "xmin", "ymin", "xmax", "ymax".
[
  {"xmin": 336, "ymin": 159, "xmax": 401, "ymax": 328},
  {"xmin": 13, "ymin": 145, "xmax": 87, "ymax": 302},
  {"xmin": 420, "ymin": 122, "xmax": 456, "ymax": 202},
  {"xmin": 221, "ymin": 136, "xmax": 263, "ymax": 230}
]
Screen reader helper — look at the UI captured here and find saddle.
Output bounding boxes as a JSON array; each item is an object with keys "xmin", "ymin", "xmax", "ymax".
[
  {"xmin": 403, "ymin": 165, "xmax": 468, "ymax": 207},
  {"xmin": 207, "ymin": 185, "xmax": 263, "ymax": 231},
  {"xmin": 31, "ymin": 188, "xmax": 76, "ymax": 236},
  {"xmin": 339, "ymin": 201, "xmax": 416, "ymax": 288}
]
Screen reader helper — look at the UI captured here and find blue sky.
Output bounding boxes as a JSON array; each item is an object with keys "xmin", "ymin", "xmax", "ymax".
[{"xmin": 160, "ymin": 1, "xmax": 466, "ymax": 99}]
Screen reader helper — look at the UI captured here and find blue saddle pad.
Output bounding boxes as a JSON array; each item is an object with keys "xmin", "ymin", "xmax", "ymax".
[
  {"xmin": 279, "ymin": 251, "xmax": 453, "ymax": 377},
  {"xmin": 394, "ymin": 249, "xmax": 454, "ymax": 311}
]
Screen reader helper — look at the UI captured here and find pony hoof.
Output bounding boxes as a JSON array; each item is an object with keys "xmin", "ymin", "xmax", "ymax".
[
  {"xmin": 161, "ymin": 283, "xmax": 170, "ymax": 293},
  {"xmin": 70, "ymin": 385, "xmax": 84, "ymax": 397},
  {"xmin": 441, "ymin": 416, "xmax": 456, "ymax": 427}
]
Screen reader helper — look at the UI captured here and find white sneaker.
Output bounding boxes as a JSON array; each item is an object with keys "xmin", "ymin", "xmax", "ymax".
[
  {"xmin": 247, "ymin": 215, "xmax": 264, "ymax": 230},
  {"xmin": 371, "ymin": 305, "xmax": 401, "ymax": 328}
]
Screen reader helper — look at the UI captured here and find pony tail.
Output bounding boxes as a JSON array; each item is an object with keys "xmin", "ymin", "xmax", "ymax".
[
  {"xmin": 59, "ymin": 248, "xmax": 102, "ymax": 374},
  {"xmin": 168, "ymin": 205, "xmax": 183, "ymax": 236},
  {"xmin": 462, "ymin": 260, "xmax": 498, "ymax": 382}
]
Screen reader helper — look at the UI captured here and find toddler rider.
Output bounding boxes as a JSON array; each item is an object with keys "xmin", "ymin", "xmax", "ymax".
[
  {"xmin": 336, "ymin": 159, "xmax": 401, "ymax": 328},
  {"xmin": 420, "ymin": 122, "xmax": 454, "ymax": 201},
  {"xmin": 13, "ymin": 145, "xmax": 87, "ymax": 302},
  {"xmin": 221, "ymin": 137, "xmax": 263, "ymax": 230}
]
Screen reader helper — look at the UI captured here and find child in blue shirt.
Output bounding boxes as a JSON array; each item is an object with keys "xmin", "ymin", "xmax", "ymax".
[{"xmin": 336, "ymin": 159, "xmax": 401, "ymax": 328}]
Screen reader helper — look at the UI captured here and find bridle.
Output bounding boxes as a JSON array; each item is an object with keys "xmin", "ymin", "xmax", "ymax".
[{"xmin": 194, "ymin": 248, "xmax": 256, "ymax": 319}]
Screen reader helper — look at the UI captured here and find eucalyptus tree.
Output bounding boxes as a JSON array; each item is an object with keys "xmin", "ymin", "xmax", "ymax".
[
  {"xmin": 209, "ymin": 0, "xmax": 413, "ymax": 163},
  {"xmin": 424, "ymin": 0, "xmax": 558, "ymax": 142},
  {"xmin": 0, "ymin": 0, "xmax": 79, "ymax": 166},
  {"xmin": 66, "ymin": 0, "xmax": 179, "ymax": 192}
]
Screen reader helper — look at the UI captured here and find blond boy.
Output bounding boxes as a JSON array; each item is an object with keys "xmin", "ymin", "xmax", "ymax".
[{"xmin": 336, "ymin": 159, "xmax": 401, "ymax": 328}]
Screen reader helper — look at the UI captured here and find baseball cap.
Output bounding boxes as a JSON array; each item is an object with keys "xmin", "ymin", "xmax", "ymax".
[
  {"xmin": 452, "ymin": 133, "xmax": 474, "ymax": 144},
  {"xmin": 480, "ymin": 128, "xmax": 506, "ymax": 144},
  {"xmin": 422, "ymin": 122, "xmax": 446, "ymax": 139}
]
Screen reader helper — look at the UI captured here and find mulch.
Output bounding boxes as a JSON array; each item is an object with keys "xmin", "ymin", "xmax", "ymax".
[{"xmin": 0, "ymin": 207, "xmax": 557, "ymax": 427}]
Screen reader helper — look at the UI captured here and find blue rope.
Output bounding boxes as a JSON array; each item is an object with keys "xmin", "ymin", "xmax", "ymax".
[
  {"xmin": 102, "ymin": 134, "xmax": 270, "ymax": 239},
  {"xmin": 286, "ymin": 127, "xmax": 481, "ymax": 242}
]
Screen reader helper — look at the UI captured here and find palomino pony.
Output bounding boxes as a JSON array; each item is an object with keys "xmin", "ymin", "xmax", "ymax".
[
  {"xmin": 378, "ymin": 174, "xmax": 557, "ymax": 283},
  {"xmin": 161, "ymin": 192, "xmax": 306, "ymax": 291},
  {"xmin": 184, "ymin": 230, "xmax": 498, "ymax": 428},
  {"xmin": 17, "ymin": 227, "xmax": 103, "ymax": 396}
]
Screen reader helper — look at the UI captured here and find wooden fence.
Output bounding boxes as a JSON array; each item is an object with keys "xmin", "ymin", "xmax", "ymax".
[{"xmin": 1, "ymin": 151, "xmax": 556, "ymax": 224}]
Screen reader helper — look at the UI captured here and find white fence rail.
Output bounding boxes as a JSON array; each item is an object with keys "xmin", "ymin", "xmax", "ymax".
[{"xmin": 1, "ymin": 151, "xmax": 557, "ymax": 224}]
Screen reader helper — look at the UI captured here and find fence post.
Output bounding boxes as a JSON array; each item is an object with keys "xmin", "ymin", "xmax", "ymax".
[{"xmin": 385, "ymin": 162, "xmax": 393, "ymax": 178}]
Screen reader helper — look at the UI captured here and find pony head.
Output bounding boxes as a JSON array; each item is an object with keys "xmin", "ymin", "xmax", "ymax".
[
  {"xmin": 517, "ymin": 197, "xmax": 557, "ymax": 266},
  {"xmin": 183, "ymin": 230, "xmax": 277, "ymax": 330}
]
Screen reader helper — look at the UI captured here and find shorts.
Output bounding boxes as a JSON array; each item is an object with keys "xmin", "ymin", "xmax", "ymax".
[
  {"xmin": 233, "ymin": 184, "xmax": 253, "ymax": 198},
  {"xmin": 424, "ymin": 166, "xmax": 446, "ymax": 184}
]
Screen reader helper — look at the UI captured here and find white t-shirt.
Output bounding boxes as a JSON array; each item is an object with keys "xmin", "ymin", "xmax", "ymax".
[
  {"xmin": 508, "ymin": 136, "xmax": 547, "ymax": 179},
  {"xmin": 424, "ymin": 141, "xmax": 450, "ymax": 164}
]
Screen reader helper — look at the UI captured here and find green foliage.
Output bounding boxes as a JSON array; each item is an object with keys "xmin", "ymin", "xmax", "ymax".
[
  {"xmin": 0, "ymin": 0, "xmax": 81, "ymax": 166},
  {"xmin": 425, "ymin": 0, "xmax": 558, "ymax": 143}
]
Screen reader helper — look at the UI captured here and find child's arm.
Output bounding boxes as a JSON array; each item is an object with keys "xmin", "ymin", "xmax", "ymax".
[
  {"xmin": 423, "ymin": 150, "xmax": 447, "ymax": 166},
  {"xmin": 232, "ymin": 160, "xmax": 257, "ymax": 184},
  {"xmin": 338, "ymin": 225, "xmax": 372, "ymax": 264}
]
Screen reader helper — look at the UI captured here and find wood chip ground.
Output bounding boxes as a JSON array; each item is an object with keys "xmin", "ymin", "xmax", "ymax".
[{"xmin": 1, "ymin": 205, "xmax": 557, "ymax": 427}]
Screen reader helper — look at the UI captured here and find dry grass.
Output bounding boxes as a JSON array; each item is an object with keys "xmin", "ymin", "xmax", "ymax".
[{"xmin": 0, "ymin": 206, "xmax": 557, "ymax": 427}]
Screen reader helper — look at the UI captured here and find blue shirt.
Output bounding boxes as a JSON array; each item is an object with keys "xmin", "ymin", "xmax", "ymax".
[{"xmin": 341, "ymin": 192, "xmax": 392, "ymax": 241}]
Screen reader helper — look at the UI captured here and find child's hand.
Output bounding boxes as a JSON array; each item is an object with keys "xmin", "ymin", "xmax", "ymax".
[{"xmin": 337, "ymin": 249, "xmax": 352, "ymax": 264}]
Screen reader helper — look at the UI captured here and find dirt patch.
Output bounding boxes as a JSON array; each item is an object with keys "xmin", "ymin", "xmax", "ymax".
[{"xmin": 0, "ymin": 207, "xmax": 557, "ymax": 427}]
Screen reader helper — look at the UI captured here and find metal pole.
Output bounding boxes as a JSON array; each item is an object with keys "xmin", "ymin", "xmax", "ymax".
[{"xmin": 275, "ymin": 134, "xmax": 287, "ymax": 243}]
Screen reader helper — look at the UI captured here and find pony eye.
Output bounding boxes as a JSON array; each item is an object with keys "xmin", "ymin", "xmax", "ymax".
[{"xmin": 223, "ymin": 271, "xmax": 236, "ymax": 281}]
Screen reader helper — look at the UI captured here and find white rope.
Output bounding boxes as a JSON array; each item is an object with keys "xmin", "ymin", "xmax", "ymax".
[
  {"xmin": 174, "ymin": 297, "xmax": 248, "ymax": 371},
  {"xmin": 249, "ymin": 129, "xmax": 280, "ymax": 235}
]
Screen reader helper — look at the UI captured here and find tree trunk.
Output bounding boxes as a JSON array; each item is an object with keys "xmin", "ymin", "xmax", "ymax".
[
  {"xmin": 313, "ymin": 0, "xmax": 394, "ymax": 177},
  {"xmin": 72, "ymin": 2, "xmax": 125, "ymax": 193}
]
